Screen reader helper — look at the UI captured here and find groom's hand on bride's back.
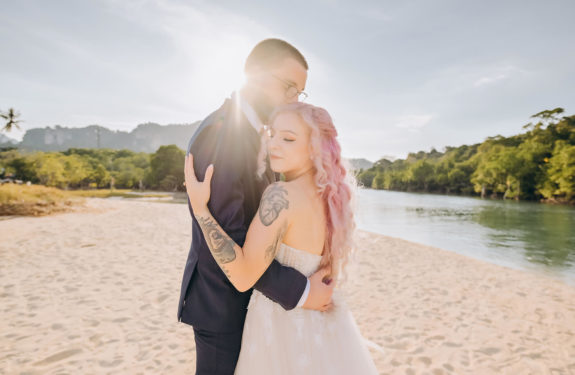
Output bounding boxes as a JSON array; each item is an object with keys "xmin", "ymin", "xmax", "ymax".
[{"xmin": 302, "ymin": 267, "xmax": 335, "ymax": 312}]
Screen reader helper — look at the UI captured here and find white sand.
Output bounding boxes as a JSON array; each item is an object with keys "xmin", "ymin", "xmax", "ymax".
[{"xmin": 1, "ymin": 198, "xmax": 574, "ymax": 374}]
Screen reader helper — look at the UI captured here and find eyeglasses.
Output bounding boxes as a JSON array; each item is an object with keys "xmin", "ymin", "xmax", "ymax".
[{"xmin": 271, "ymin": 74, "xmax": 308, "ymax": 101}]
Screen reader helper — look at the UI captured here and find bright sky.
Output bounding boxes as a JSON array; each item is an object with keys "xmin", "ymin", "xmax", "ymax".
[{"xmin": 1, "ymin": 0, "xmax": 574, "ymax": 160}]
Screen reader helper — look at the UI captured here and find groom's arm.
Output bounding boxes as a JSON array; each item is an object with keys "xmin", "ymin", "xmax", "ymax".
[{"xmin": 253, "ymin": 259, "xmax": 308, "ymax": 310}]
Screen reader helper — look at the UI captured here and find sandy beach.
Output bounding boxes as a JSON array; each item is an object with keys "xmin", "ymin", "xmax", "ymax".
[{"xmin": 1, "ymin": 198, "xmax": 574, "ymax": 375}]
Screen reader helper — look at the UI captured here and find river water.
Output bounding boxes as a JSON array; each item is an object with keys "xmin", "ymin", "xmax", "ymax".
[{"xmin": 355, "ymin": 188, "xmax": 575, "ymax": 286}]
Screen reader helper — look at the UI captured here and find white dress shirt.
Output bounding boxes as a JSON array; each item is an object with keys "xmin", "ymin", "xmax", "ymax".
[{"xmin": 233, "ymin": 90, "xmax": 311, "ymax": 308}]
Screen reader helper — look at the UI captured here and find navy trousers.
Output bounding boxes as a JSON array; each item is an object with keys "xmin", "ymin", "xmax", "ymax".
[{"xmin": 193, "ymin": 327, "xmax": 243, "ymax": 375}]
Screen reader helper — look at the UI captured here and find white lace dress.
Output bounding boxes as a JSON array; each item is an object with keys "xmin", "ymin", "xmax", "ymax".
[{"xmin": 234, "ymin": 243, "xmax": 379, "ymax": 374}]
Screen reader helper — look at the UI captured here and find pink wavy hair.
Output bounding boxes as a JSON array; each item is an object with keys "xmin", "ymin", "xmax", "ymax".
[{"xmin": 257, "ymin": 102, "xmax": 357, "ymax": 279}]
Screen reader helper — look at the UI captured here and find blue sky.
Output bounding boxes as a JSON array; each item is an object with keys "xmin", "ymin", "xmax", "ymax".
[{"xmin": 1, "ymin": 0, "xmax": 574, "ymax": 161}]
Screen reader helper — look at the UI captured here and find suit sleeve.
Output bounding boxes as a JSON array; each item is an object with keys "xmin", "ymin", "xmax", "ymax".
[
  {"xmin": 187, "ymin": 123, "xmax": 247, "ymax": 247},
  {"xmin": 253, "ymin": 259, "xmax": 307, "ymax": 310}
]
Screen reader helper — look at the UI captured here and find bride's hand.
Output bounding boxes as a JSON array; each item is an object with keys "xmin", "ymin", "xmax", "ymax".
[{"xmin": 184, "ymin": 153, "xmax": 214, "ymax": 215}]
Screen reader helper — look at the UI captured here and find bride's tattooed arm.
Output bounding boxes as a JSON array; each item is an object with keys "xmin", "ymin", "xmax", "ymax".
[
  {"xmin": 196, "ymin": 216, "xmax": 236, "ymax": 278},
  {"xmin": 193, "ymin": 182, "xmax": 291, "ymax": 291}
]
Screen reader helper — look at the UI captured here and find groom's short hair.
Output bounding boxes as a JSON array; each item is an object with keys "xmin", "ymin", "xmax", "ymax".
[{"xmin": 244, "ymin": 38, "xmax": 308, "ymax": 73}]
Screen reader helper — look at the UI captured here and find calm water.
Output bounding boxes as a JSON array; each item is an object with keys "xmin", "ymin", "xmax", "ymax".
[{"xmin": 355, "ymin": 188, "xmax": 575, "ymax": 287}]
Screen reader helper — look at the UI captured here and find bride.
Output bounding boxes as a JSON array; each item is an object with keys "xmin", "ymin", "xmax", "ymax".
[{"xmin": 184, "ymin": 101, "xmax": 379, "ymax": 374}]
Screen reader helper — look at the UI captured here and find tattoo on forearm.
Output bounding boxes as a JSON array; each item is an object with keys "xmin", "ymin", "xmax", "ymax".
[
  {"xmin": 265, "ymin": 222, "xmax": 287, "ymax": 262},
  {"xmin": 259, "ymin": 184, "xmax": 289, "ymax": 226},
  {"xmin": 197, "ymin": 216, "xmax": 237, "ymax": 264}
]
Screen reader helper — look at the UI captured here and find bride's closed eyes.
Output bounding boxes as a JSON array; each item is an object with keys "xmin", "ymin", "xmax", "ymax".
[{"xmin": 269, "ymin": 128, "xmax": 297, "ymax": 143}]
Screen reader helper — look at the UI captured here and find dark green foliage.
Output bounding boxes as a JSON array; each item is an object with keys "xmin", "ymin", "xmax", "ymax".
[
  {"xmin": 146, "ymin": 145, "xmax": 185, "ymax": 191},
  {"xmin": 360, "ymin": 109, "xmax": 575, "ymax": 204}
]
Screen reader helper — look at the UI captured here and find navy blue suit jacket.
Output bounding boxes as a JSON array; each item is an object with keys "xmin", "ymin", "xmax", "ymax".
[{"xmin": 177, "ymin": 95, "xmax": 308, "ymax": 333}]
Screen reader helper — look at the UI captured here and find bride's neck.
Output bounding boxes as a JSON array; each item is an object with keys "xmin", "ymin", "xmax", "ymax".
[{"xmin": 284, "ymin": 167, "xmax": 314, "ymax": 183}]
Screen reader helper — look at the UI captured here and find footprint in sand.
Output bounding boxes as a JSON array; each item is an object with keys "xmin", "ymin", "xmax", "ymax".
[
  {"xmin": 51, "ymin": 323, "xmax": 64, "ymax": 330},
  {"xmin": 475, "ymin": 347, "xmax": 500, "ymax": 356},
  {"xmin": 34, "ymin": 348, "xmax": 83, "ymax": 366},
  {"xmin": 156, "ymin": 293, "xmax": 170, "ymax": 303},
  {"xmin": 442, "ymin": 363, "xmax": 455, "ymax": 372},
  {"xmin": 458, "ymin": 349, "xmax": 471, "ymax": 367},
  {"xmin": 99, "ymin": 359, "xmax": 123, "ymax": 367},
  {"xmin": 442, "ymin": 341, "xmax": 462, "ymax": 348},
  {"xmin": 423, "ymin": 335, "xmax": 445, "ymax": 346},
  {"xmin": 417, "ymin": 356, "xmax": 432, "ymax": 366}
]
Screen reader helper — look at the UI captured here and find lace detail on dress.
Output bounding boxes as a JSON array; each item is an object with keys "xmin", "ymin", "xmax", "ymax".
[{"xmin": 275, "ymin": 243, "xmax": 323, "ymax": 277}]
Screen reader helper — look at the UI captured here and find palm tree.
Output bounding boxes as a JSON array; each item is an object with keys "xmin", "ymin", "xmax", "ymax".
[{"xmin": 1, "ymin": 108, "xmax": 23, "ymax": 132}]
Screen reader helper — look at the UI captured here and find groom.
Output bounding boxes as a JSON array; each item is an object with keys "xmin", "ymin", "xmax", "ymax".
[{"xmin": 177, "ymin": 38, "xmax": 335, "ymax": 374}]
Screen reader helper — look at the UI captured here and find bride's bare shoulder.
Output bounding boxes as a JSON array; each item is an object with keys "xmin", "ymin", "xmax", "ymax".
[
  {"xmin": 273, "ymin": 180, "xmax": 320, "ymax": 214},
  {"xmin": 269, "ymin": 180, "xmax": 306, "ymax": 200}
]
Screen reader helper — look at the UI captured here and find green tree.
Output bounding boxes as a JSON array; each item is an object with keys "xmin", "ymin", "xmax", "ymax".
[
  {"xmin": 540, "ymin": 140, "xmax": 575, "ymax": 200},
  {"xmin": 34, "ymin": 153, "xmax": 66, "ymax": 187},
  {"xmin": 407, "ymin": 159, "xmax": 434, "ymax": 191},
  {"xmin": 62, "ymin": 154, "xmax": 91, "ymax": 188},
  {"xmin": 146, "ymin": 145, "xmax": 185, "ymax": 190},
  {"xmin": 90, "ymin": 164, "xmax": 111, "ymax": 188},
  {"xmin": 372, "ymin": 172, "xmax": 385, "ymax": 189},
  {"xmin": 357, "ymin": 169, "xmax": 376, "ymax": 188}
]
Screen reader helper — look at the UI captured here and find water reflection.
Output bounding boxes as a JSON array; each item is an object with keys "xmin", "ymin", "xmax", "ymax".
[
  {"xmin": 356, "ymin": 188, "xmax": 575, "ymax": 286},
  {"xmin": 474, "ymin": 203, "xmax": 575, "ymax": 268}
]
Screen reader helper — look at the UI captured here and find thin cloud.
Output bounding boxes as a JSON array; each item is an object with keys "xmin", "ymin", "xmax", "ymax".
[
  {"xmin": 474, "ymin": 74, "xmax": 508, "ymax": 87},
  {"xmin": 472, "ymin": 65, "xmax": 529, "ymax": 88},
  {"xmin": 394, "ymin": 114, "xmax": 434, "ymax": 132}
]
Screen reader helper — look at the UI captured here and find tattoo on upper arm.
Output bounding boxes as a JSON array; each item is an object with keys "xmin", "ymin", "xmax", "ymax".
[
  {"xmin": 197, "ymin": 216, "xmax": 237, "ymax": 264},
  {"xmin": 265, "ymin": 222, "xmax": 288, "ymax": 262},
  {"xmin": 259, "ymin": 184, "xmax": 289, "ymax": 226},
  {"xmin": 221, "ymin": 265, "xmax": 232, "ymax": 279}
]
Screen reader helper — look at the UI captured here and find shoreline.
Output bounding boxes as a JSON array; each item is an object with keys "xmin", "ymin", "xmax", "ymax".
[
  {"xmin": 354, "ymin": 227, "xmax": 575, "ymax": 289},
  {"xmin": 359, "ymin": 186, "xmax": 575, "ymax": 206},
  {"xmin": 1, "ymin": 198, "xmax": 574, "ymax": 374}
]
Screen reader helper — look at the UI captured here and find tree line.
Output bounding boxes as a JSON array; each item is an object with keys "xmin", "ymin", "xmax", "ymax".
[
  {"xmin": 2, "ymin": 107, "xmax": 573, "ymax": 203},
  {"xmin": 356, "ymin": 108, "xmax": 575, "ymax": 205},
  {"xmin": 0, "ymin": 145, "xmax": 186, "ymax": 192}
]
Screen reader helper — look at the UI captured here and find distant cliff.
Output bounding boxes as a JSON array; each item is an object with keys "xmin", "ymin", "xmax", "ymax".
[
  {"xmin": 17, "ymin": 122, "xmax": 201, "ymax": 152},
  {"xmin": 346, "ymin": 158, "xmax": 374, "ymax": 171},
  {"xmin": 0, "ymin": 133, "xmax": 18, "ymax": 148}
]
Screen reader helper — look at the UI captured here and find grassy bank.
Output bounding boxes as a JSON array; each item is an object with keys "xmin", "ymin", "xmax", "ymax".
[
  {"xmin": 0, "ymin": 184, "xmax": 86, "ymax": 216},
  {"xmin": 0, "ymin": 185, "xmax": 176, "ymax": 216}
]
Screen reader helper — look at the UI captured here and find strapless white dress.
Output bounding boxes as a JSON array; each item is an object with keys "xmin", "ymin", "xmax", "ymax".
[{"xmin": 234, "ymin": 243, "xmax": 380, "ymax": 374}]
